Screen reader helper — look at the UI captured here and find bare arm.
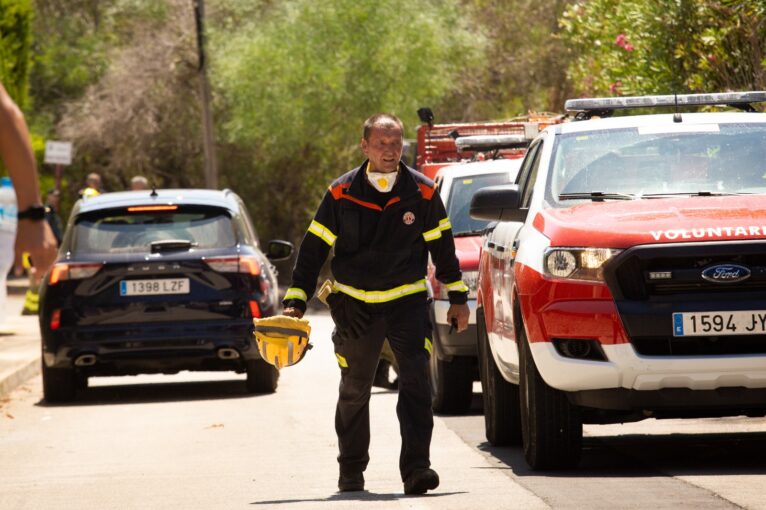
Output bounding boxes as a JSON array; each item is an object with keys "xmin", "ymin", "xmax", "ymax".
[{"xmin": 0, "ymin": 82, "xmax": 58, "ymax": 276}]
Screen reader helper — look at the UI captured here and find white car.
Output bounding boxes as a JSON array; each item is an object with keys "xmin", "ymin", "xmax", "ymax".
[{"xmin": 428, "ymin": 157, "xmax": 523, "ymax": 413}]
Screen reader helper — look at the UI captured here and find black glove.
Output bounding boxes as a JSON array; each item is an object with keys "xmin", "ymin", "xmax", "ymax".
[{"xmin": 327, "ymin": 292, "xmax": 370, "ymax": 340}]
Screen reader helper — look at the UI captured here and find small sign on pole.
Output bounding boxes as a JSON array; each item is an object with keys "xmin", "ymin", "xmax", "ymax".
[{"xmin": 44, "ymin": 141, "xmax": 73, "ymax": 166}]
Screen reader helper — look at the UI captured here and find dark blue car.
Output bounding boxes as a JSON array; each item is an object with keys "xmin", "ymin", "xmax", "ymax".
[{"xmin": 39, "ymin": 188, "xmax": 293, "ymax": 402}]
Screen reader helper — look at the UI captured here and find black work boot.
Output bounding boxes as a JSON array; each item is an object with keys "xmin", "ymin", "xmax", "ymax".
[
  {"xmin": 338, "ymin": 472, "xmax": 365, "ymax": 492},
  {"xmin": 403, "ymin": 468, "xmax": 439, "ymax": 495}
]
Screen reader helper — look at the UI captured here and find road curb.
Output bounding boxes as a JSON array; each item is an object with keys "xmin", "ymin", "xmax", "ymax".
[{"xmin": 0, "ymin": 355, "xmax": 40, "ymax": 398}]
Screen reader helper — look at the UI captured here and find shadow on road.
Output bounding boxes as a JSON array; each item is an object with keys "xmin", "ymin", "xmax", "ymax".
[
  {"xmin": 251, "ymin": 490, "xmax": 467, "ymax": 506},
  {"xmin": 478, "ymin": 428, "xmax": 766, "ymax": 478},
  {"xmin": 36, "ymin": 378, "xmax": 266, "ymax": 407}
]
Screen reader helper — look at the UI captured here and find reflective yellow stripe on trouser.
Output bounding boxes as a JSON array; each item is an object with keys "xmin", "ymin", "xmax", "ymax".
[
  {"xmin": 335, "ymin": 353, "xmax": 348, "ymax": 368},
  {"xmin": 424, "ymin": 337, "xmax": 432, "ymax": 355},
  {"xmin": 332, "ymin": 279, "xmax": 427, "ymax": 304}
]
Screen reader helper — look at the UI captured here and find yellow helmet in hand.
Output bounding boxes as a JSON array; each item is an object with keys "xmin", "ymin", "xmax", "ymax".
[{"xmin": 253, "ymin": 315, "xmax": 312, "ymax": 369}]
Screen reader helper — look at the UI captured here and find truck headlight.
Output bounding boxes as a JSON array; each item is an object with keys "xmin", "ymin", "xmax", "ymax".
[{"xmin": 543, "ymin": 248, "xmax": 621, "ymax": 282}]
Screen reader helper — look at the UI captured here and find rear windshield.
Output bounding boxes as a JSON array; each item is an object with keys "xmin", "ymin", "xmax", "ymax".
[
  {"xmin": 447, "ymin": 172, "xmax": 511, "ymax": 235},
  {"xmin": 71, "ymin": 206, "xmax": 236, "ymax": 254},
  {"xmin": 548, "ymin": 123, "xmax": 766, "ymax": 204}
]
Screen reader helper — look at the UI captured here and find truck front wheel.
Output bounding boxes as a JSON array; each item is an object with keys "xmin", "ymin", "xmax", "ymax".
[
  {"xmin": 477, "ymin": 308, "xmax": 521, "ymax": 445},
  {"xmin": 519, "ymin": 327, "xmax": 582, "ymax": 469}
]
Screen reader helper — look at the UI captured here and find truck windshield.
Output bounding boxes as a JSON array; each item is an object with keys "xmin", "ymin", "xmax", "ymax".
[
  {"xmin": 549, "ymin": 123, "xmax": 766, "ymax": 204},
  {"xmin": 447, "ymin": 172, "xmax": 511, "ymax": 235}
]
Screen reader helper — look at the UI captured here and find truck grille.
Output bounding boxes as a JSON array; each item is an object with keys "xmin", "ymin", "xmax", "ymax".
[
  {"xmin": 610, "ymin": 243, "xmax": 766, "ymax": 300},
  {"xmin": 605, "ymin": 241, "xmax": 766, "ymax": 357}
]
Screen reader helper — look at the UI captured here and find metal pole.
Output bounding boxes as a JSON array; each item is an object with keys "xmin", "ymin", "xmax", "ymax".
[{"xmin": 193, "ymin": 0, "xmax": 218, "ymax": 189}]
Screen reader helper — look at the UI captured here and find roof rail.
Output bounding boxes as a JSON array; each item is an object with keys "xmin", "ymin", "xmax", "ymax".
[{"xmin": 565, "ymin": 91, "xmax": 766, "ymax": 120}]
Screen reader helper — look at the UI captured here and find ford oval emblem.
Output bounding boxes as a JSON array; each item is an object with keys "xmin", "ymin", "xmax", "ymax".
[{"xmin": 701, "ymin": 264, "xmax": 751, "ymax": 283}]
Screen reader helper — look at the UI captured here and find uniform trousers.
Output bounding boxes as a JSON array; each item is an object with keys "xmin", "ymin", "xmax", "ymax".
[{"xmin": 332, "ymin": 293, "xmax": 433, "ymax": 481}]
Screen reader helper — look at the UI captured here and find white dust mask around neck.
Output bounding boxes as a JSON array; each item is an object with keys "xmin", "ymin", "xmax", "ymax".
[{"xmin": 367, "ymin": 169, "xmax": 398, "ymax": 193}]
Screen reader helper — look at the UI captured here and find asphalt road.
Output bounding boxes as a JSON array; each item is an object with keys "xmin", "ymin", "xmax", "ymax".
[{"xmin": 1, "ymin": 310, "xmax": 765, "ymax": 509}]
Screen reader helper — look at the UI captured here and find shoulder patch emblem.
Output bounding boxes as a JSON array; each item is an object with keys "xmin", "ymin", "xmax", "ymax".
[{"xmin": 403, "ymin": 211, "xmax": 416, "ymax": 225}]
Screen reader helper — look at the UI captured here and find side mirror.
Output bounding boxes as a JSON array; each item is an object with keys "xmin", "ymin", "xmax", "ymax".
[
  {"xmin": 266, "ymin": 240, "xmax": 294, "ymax": 261},
  {"xmin": 469, "ymin": 184, "xmax": 528, "ymax": 223}
]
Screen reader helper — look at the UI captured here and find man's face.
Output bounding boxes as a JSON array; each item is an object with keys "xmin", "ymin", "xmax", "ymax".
[{"xmin": 361, "ymin": 125, "xmax": 403, "ymax": 173}]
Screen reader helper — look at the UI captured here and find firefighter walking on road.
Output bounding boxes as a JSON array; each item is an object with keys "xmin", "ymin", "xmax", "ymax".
[{"xmin": 283, "ymin": 113, "xmax": 469, "ymax": 495}]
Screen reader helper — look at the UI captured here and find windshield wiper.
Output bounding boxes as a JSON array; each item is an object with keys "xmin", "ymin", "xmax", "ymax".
[
  {"xmin": 150, "ymin": 239, "xmax": 197, "ymax": 253},
  {"xmin": 558, "ymin": 191, "xmax": 638, "ymax": 201},
  {"xmin": 641, "ymin": 191, "xmax": 748, "ymax": 198},
  {"xmin": 454, "ymin": 229, "xmax": 487, "ymax": 237}
]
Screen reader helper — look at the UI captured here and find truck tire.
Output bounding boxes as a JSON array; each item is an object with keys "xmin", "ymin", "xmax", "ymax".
[
  {"xmin": 477, "ymin": 307, "xmax": 522, "ymax": 445},
  {"xmin": 42, "ymin": 363, "xmax": 77, "ymax": 403},
  {"xmin": 519, "ymin": 327, "xmax": 582, "ymax": 469},
  {"xmin": 429, "ymin": 334, "xmax": 473, "ymax": 414},
  {"xmin": 246, "ymin": 359, "xmax": 279, "ymax": 394}
]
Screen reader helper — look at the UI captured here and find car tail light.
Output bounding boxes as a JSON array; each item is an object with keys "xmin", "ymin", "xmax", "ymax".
[
  {"xmin": 50, "ymin": 309, "xmax": 61, "ymax": 330},
  {"xmin": 249, "ymin": 300, "xmax": 262, "ymax": 318},
  {"xmin": 48, "ymin": 262, "xmax": 104, "ymax": 284},
  {"xmin": 204, "ymin": 256, "xmax": 261, "ymax": 275}
]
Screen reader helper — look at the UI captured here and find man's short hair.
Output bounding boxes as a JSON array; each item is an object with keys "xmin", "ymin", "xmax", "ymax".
[
  {"xmin": 131, "ymin": 175, "xmax": 149, "ymax": 185},
  {"xmin": 363, "ymin": 113, "xmax": 404, "ymax": 141}
]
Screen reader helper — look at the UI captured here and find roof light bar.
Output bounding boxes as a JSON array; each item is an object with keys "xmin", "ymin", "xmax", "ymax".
[
  {"xmin": 455, "ymin": 134, "xmax": 529, "ymax": 152},
  {"xmin": 565, "ymin": 91, "xmax": 766, "ymax": 113}
]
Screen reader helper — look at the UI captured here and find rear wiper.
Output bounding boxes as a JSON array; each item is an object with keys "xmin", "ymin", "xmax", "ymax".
[
  {"xmin": 558, "ymin": 191, "xmax": 637, "ymax": 201},
  {"xmin": 150, "ymin": 239, "xmax": 197, "ymax": 253}
]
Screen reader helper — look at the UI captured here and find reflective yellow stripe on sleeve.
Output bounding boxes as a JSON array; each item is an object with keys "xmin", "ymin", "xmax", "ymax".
[
  {"xmin": 284, "ymin": 287, "xmax": 307, "ymax": 302},
  {"xmin": 307, "ymin": 220, "xmax": 337, "ymax": 247},
  {"xmin": 446, "ymin": 280, "xmax": 469, "ymax": 293},
  {"xmin": 333, "ymin": 279, "xmax": 427, "ymax": 303},
  {"xmin": 422, "ymin": 217, "xmax": 452, "ymax": 242},
  {"xmin": 424, "ymin": 337, "xmax": 432, "ymax": 355},
  {"xmin": 335, "ymin": 353, "xmax": 348, "ymax": 368}
]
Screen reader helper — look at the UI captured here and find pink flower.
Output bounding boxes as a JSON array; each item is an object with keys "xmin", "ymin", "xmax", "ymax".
[
  {"xmin": 624, "ymin": 43, "xmax": 634, "ymax": 52},
  {"xmin": 707, "ymin": 54, "xmax": 717, "ymax": 63},
  {"xmin": 615, "ymin": 33, "xmax": 626, "ymax": 46},
  {"xmin": 609, "ymin": 80, "xmax": 623, "ymax": 95}
]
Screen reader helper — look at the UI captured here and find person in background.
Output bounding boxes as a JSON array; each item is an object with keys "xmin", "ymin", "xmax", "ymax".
[
  {"xmin": 283, "ymin": 113, "xmax": 469, "ymax": 495},
  {"xmin": 44, "ymin": 189, "xmax": 63, "ymax": 246},
  {"xmin": 79, "ymin": 172, "xmax": 102, "ymax": 198},
  {"xmin": 0, "ymin": 81, "xmax": 58, "ymax": 277},
  {"xmin": 130, "ymin": 175, "xmax": 149, "ymax": 191}
]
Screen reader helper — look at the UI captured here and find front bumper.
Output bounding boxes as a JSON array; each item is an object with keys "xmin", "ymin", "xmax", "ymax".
[
  {"xmin": 532, "ymin": 341, "xmax": 766, "ymax": 393},
  {"xmin": 432, "ymin": 298, "xmax": 477, "ymax": 357}
]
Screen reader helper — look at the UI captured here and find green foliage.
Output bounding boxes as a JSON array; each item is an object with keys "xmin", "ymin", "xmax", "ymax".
[
  {"xmin": 211, "ymin": 0, "xmax": 482, "ymax": 241},
  {"xmin": 0, "ymin": 0, "xmax": 33, "ymax": 106},
  {"xmin": 560, "ymin": 0, "xmax": 766, "ymax": 97},
  {"xmin": 458, "ymin": 0, "xmax": 576, "ymax": 116}
]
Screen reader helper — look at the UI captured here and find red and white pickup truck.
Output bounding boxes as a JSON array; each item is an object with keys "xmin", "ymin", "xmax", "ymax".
[
  {"xmin": 470, "ymin": 92, "xmax": 766, "ymax": 469},
  {"xmin": 415, "ymin": 110, "xmax": 564, "ymax": 413}
]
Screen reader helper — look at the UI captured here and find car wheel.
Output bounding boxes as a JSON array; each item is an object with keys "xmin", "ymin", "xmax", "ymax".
[
  {"xmin": 519, "ymin": 324, "xmax": 582, "ymax": 469},
  {"xmin": 42, "ymin": 362, "xmax": 77, "ymax": 403},
  {"xmin": 245, "ymin": 359, "xmax": 279, "ymax": 394},
  {"xmin": 429, "ymin": 332, "xmax": 473, "ymax": 414},
  {"xmin": 477, "ymin": 307, "xmax": 521, "ymax": 445}
]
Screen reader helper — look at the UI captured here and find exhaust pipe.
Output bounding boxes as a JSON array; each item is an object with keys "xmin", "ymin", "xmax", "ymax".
[
  {"xmin": 74, "ymin": 354, "xmax": 97, "ymax": 367},
  {"xmin": 217, "ymin": 348, "xmax": 240, "ymax": 360}
]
